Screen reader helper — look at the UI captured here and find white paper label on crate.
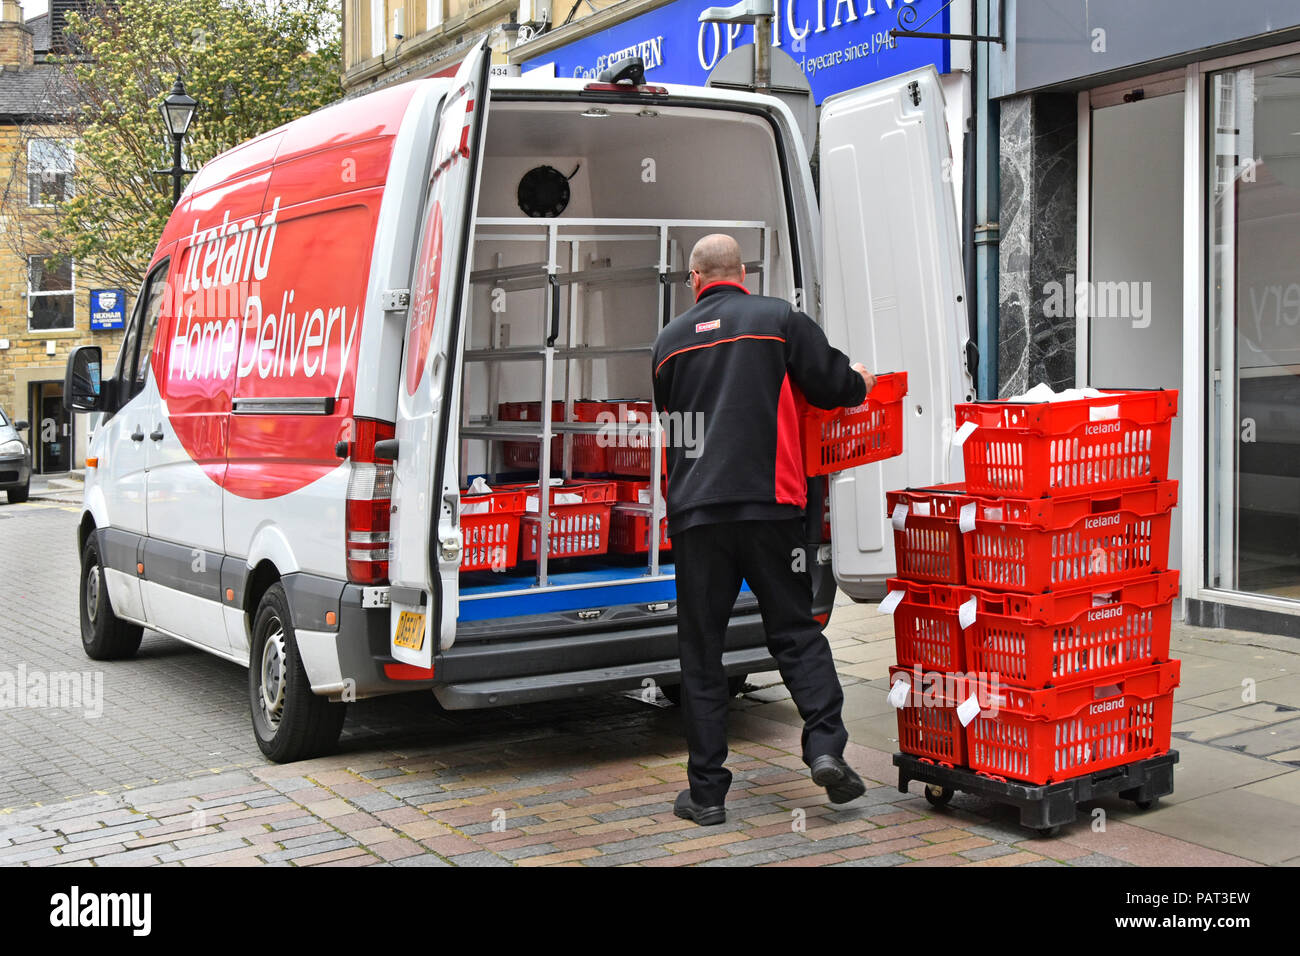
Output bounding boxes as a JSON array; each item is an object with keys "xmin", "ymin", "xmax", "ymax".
[
  {"xmin": 959, "ymin": 502, "xmax": 978, "ymax": 534},
  {"xmin": 461, "ymin": 500, "xmax": 489, "ymax": 515},
  {"xmin": 878, "ymin": 589, "xmax": 905, "ymax": 615},
  {"xmin": 958, "ymin": 596, "xmax": 978, "ymax": 630},
  {"xmin": 1089, "ymin": 403, "xmax": 1120, "ymax": 422},
  {"xmin": 982, "ymin": 506, "xmax": 1003, "ymax": 522},
  {"xmin": 526, "ymin": 492, "xmax": 582, "ymax": 512},
  {"xmin": 637, "ymin": 489, "xmax": 650, "ymax": 504},
  {"xmin": 888, "ymin": 677, "xmax": 912, "ymax": 709},
  {"xmin": 914, "ymin": 501, "xmax": 931, "ymax": 517},
  {"xmin": 956, "ymin": 694, "xmax": 982, "ymax": 727},
  {"xmin": 891, "ymin": 503, "xmax": 909, "ymax": 531},
  {"xmin": 953, "ymin": 420, "xmax": 978, "ymax": 447}
]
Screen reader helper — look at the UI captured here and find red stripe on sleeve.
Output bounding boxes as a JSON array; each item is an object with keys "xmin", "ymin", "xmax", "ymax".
[{"xmin": 774, "ymin": 373, "xmax": 807, "ymax": 507}]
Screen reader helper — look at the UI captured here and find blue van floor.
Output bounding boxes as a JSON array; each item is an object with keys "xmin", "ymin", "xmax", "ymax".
[{"xmin": 457, "ymin": 561, "xmax": 751, "ymax": 621}]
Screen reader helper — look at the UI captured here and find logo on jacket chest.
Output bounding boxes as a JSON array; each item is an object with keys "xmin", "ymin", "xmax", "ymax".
[{"xmin": 695, "ymin": 319, "xmax": 720, "ymax": 333}]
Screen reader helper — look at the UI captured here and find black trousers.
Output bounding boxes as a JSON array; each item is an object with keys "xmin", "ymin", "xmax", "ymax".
[{"xmin": 671, "ymin": 517, "xmax": 847, "ymax": 805}]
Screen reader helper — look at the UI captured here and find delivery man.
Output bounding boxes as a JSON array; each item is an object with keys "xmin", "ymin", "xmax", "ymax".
[{"xmin": 652, "ymin": 233, "xmax": 876, "ymax": 826}]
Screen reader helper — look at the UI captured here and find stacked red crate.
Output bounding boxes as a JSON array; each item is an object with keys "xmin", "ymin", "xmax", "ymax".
[{"xmin": 886, "ymin": 388, "xmax": 1182, "ymax": 785}]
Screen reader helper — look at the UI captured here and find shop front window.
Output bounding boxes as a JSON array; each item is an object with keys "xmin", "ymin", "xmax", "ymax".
[{"xmin": 1208, "ymin": 54, "xmax": 1300, "ymax": 600}]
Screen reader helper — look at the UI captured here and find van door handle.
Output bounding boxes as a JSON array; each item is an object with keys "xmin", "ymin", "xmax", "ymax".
[
  {"xmin": 130, "ymin": 427, "xmax": 145, "ymax": 442},
  {"xmin": 149, "ymin": 424, "xmax": 165, "ymax": 441}
]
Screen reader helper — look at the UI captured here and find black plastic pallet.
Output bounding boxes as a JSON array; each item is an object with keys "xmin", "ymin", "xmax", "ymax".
[{"xmin": 893, "ymin": 750, "xmax": 1179, "ymax": 835}]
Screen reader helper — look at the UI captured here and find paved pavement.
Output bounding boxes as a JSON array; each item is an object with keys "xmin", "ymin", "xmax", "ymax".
[{"xmin": 1, "ymin": 501, "xmax": 1296, "ymax": 866}]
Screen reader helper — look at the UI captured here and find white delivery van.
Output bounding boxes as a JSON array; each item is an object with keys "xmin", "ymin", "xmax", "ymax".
[{"xmin": 63, "ymin": 38, "xmax": 973, "ymax": 762}]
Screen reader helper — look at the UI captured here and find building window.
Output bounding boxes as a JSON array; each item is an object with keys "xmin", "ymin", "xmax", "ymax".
[
  {"xmin": 28, "ymin": 138, "xmax": 75, "ymax": 206},
  {"xmin": 428, "ymin": 0, "xmax": 442, "ymax": 31},
  {"xmin": 371, "ymin": 0, "xmax": 386, "ymax": 57},
  {"xmin": 1207, "ymin": 52, "xmax": 1300, "ymax": 601},
  {"xmin": 28, "ymin": 255, "xmax": 75, "ymax": 331}
]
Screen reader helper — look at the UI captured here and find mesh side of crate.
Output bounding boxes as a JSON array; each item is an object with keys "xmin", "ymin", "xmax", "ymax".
[
  {"xmin": 894, "ymin": 523, "xmax": 963, "ymax": 583},
  {"xmin": 968, "ymin": 696, "xmax": 1170, "ymax": 785},
  {"xmin": 896, "ymin": 705, "xmax": 965, "ymax": 765},
  {"xmin": 894, "ymin": 604, "xmax": 964, "ymax": 672},
  {"xmin": 461, "ymin": 517, "xmax": 516, "ymax": 572},
  {"xmin": 970, "ymin": 609, "xmax": 1160, "ymax": 686},
  {"xmin": 966, "ymin": 513, "xmax": 1167, "ymax": 592}
]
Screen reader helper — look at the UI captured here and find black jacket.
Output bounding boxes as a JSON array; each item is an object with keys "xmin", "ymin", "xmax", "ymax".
[{"xmin": 651, "ymin": 282, "xmax": 867, "ymax": 535}]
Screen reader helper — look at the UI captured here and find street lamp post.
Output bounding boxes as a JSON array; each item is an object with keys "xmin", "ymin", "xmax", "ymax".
[{"xmin": 155, "ymin": 78, "xmax": 198, "ymax": 208}]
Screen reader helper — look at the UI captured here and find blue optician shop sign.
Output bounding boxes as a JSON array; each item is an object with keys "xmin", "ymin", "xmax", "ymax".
[
  {"xmin": 521, "ymin": 0, "xmax": 948, "ymax": 105},
  {"xmin": 89, "ymin": 288, "xmax": 126, "ymax": 331}
]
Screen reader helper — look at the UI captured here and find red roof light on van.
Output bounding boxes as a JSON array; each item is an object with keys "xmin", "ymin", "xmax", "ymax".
[{"xmin": 582, "ymin": 82, "xmax": 669, "ymax": 94}]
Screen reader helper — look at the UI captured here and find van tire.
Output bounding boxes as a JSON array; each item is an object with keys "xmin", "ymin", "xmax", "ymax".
[
  {"xmin": 660, "ymin": 675, "xmax": 748, "ymax": 706},
  {"xmin": 248, "ymin": 583, "xmax": 346, "ymax": 763},
  {"xmin": 80, "ymin": 535, "xmax": 142, "ymax": 660},
  {"xmin": 7, "ymin": 479, "xmax": 28, "ymax": 504}
]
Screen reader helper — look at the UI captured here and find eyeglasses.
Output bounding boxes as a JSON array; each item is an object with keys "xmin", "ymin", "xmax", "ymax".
[{"xmin": 683, "ymin": 269, "xmax": 696, "ymax": 286}]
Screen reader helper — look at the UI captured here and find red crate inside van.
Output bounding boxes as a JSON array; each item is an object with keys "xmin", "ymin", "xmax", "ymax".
[
  {"xmin": 507, "ymin": 480, "xmax": 616, "ymax": 560},
  {"xmin": 800, "ymin": 372, "xmax": 907, "ymax": 477},
  {"xmin": 576, "ymin": 400, "xmax": 664, "ymax": 478},
  {"xmin": 571, "ymin": 400, "xmax": 654, "ymax": 475},
  {"xmin": 966, "ymin": 660, "xmax": 1180, "ymax": 785},
  {"xmin": 964, "ymin": 480, "xmax": 1178, "ymax": 593},
  {"xmin": 459, "ymin": 487, "xmax": 528, "ymax": 572},
  {"xmin": 609, "ymin": 504, "xmax": 671, "ymax": 554},
  {"xmin": 614, "ymin": 478, "xmax": 666, "ymax": 503},
  {"xmin": 954, "ymin": 388, "xmax": 1178, "ymax": 498},
  {"xmin": 499, "ymin": 401, "xmax": 565, "ymax": 473}
]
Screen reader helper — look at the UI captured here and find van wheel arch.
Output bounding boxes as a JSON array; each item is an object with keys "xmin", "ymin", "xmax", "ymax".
[
  {"xmin": 243, "ymin": 559, "xmax": 282, "ymax": 624},
  {"xmin": 78, "ymin": 513, "xmax": 97, "ymax": 555}
]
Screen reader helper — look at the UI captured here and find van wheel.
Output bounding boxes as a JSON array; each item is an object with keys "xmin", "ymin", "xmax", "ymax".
[
  {"xmin": 7, "ymin": 479, "xmax": 28, "ymax": 504},
  {"xmin": 660, "ymin": 675, "xmax": 748, "ymax": 706},
  {"xmin": 248, "ymin": 583, "xmax": 346, "ymax": 763},
  {"xmin": 80, "ymin": 535, "xmax": 142, "ymax": 660}
]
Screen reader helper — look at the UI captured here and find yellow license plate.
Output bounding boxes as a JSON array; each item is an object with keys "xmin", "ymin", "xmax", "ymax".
[{"xmin": 394, "ymin": 611, "xmax": 426, "ymax": 651}]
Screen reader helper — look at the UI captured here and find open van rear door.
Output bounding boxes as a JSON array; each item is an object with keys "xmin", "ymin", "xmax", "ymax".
[
  {"xmin": 818, "ymin": 66, "xmax": 974, "ymax": 600},
  {"xmin": 388, "ymin": 38, "xmax": 491, "ymax": 667}
]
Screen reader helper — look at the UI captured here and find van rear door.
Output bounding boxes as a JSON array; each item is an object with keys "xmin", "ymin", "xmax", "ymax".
[
  {"xmin": 387, "ymin": 38, "xmax": 491, "ymax": 668},
  {"xmin": 818, "ymin": 66, "xmax": 974, "ymax": 599}
]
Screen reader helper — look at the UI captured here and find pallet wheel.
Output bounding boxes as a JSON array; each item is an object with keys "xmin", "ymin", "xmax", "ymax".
[
  {"xmin": 1133, "ymin": 797, "xmax": 1158, "ymax": 811},
  {"xmin": 1032, "ymin": 825, "xmax": 1060, "ymax": 839},
  {"xmin": 923, "ymin": 784, "xmax": 954, "ymax": 808}
]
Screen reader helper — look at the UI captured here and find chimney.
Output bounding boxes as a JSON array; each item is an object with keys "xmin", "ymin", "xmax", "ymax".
[{"xmin": 0, "ymin": 0, "xmax": 34, "ymax": 69}]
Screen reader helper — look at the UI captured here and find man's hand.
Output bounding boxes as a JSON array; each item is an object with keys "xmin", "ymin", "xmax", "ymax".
[{"xmin": 852, "ymin": 363, "xmax": 876, "ymax": 396}]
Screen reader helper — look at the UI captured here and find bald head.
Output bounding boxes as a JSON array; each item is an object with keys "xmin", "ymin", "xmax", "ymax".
[{"xmin": 689, "ymin": 234, "xmax": 744, "ymax": 285}]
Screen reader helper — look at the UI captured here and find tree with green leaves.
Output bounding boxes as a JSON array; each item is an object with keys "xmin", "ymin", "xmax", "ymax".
[{"xmin": 3, "ymin": 0, "xmax": 341, "ymax": 292}]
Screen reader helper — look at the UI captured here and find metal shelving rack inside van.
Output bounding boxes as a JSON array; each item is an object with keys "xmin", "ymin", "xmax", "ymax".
[{"xmin": 461, "ymin": 218, "xmax": 770, "ymax": 587}]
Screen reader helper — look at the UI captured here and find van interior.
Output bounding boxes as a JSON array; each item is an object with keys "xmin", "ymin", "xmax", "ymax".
[{"xmin": 457, "ymin": 98, "xmax": 799, "ymax": 603}]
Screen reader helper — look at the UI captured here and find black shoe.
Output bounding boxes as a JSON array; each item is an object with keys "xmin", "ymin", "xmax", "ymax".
[
  {"xmin": 810, "ymin": 754, "xmax": 866, "ymax": 805},
  {"xmin": 673, "ymin": 789, "xmax": 726, "ymax": 826}
]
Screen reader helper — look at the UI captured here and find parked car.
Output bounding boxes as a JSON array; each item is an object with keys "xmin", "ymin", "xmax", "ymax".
[
  {"xmin": 62, "ymin": 38, "xmax": 972, "ymax": 762},
  {"xmin": 0, "ymin": 406, "xmax": 32, "ymax": 504}
]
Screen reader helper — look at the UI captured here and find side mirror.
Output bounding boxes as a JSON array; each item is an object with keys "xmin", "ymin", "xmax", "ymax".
[
  {"xmin": 64, "ymin": 345, "xmax": 104, "ymax": 413},
  {"xmin": 13, "ymin": 420, "xmax": 28, "ymax": 431}
]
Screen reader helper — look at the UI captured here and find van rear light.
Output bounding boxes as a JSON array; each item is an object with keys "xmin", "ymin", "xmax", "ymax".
[{"xmin": 346, "ymin": 419, "xmax": 395, "ymax": 584}]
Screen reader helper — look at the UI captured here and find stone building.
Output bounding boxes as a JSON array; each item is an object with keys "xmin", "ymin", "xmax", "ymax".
[
  {"xmin": 341, "ymin": 0, "xmax": 525, "ymax": 94},
  {"xmin": 0, "ymin": 0, "xmax": 123, "ymax": 474}
]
